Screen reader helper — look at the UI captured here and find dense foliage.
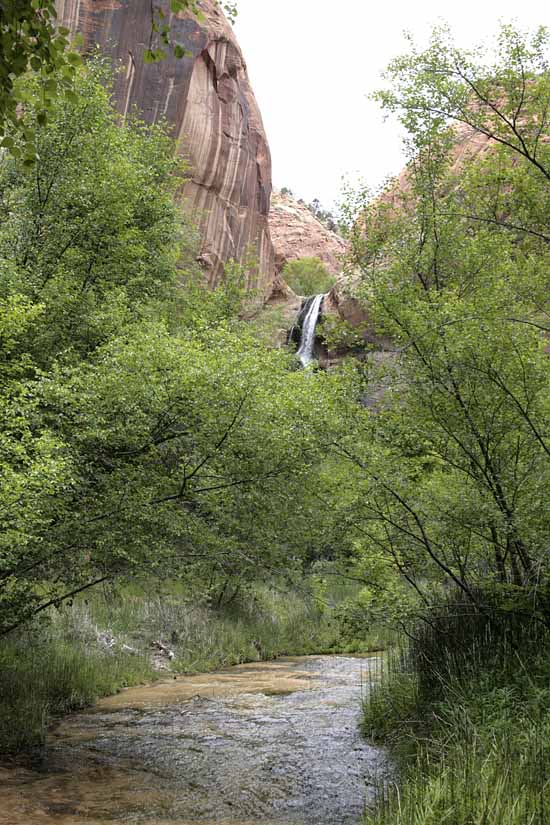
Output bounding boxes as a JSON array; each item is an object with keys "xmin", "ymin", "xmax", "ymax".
[
  {"xmin": 282, "ymin": 256, "xmax": 336, "ymax": 296},
  {"xmin": 4, "ymin": 14, "xmax": 550, "ymax": 820},
  {"xmin": 339, "ymin": 24, "xmax": 550, "ymax": 623},
  {"xmin": 339, "ymin": 23, "xmax": 550, "ymax": 825},
  {"xmin": 0, "ymin": 61, "xmax": 353, "ymax": 638}
]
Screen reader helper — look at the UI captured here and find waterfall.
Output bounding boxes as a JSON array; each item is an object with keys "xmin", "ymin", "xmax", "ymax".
[{"xmin": 296, "ymin": 294, "xmax": 325, "ymax": 367}]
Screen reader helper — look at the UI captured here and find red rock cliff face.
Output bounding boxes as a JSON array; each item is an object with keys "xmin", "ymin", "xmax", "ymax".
[
  {"xmin": 269, "ymin": 191, "xmax": 347, "ymax": 278},
  {"xmin": 57, "ymin": 0, "xmax": 275, "ymax": 294}
]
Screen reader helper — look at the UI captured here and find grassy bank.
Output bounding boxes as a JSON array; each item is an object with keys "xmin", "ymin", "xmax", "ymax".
[
  {"xmin": 0, "ymin": 638, "xmax": 153, "ymax": 754},
  {"xmin": 0, "ymin": 577, "xmax": 383, "ymax": 755},
  {"xmin": 363, "ymin": 598, "xmax": 550, "ymax": 824}
]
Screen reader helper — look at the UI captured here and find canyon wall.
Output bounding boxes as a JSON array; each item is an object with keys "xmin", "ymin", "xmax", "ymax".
[
  {"xmin": 269, "ymin": 191, "xmax": 347, "ymax": 278},
  {"xmin": 57, "ymin": 0, "xmax": 275, "ymax": 295}
]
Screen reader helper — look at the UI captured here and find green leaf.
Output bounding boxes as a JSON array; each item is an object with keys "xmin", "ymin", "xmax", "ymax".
[
  {"xmin": 67, "ymin": 52, "xmax": 82, "ymax": 67},
  {"xmin": 144, "ymin": 48, "xmax": 167, "ymax": 63},
  {"xmin": 173, "ymin": 44, "xmax": 190, "ymax": 59}
]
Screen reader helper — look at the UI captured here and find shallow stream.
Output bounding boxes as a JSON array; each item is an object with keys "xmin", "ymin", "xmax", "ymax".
[{"xmin": 0, "ymin": 655, "xmax": 385, "ymax": 825}]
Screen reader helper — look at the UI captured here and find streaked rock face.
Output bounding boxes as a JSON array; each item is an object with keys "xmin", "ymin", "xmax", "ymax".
[
  {"xmin": 269, "ymin": 191, "xmax": 347, "ymax": 278},
  {"xmin": 57, "ymin": 0, "xmax": 275, "ymax": 295}
]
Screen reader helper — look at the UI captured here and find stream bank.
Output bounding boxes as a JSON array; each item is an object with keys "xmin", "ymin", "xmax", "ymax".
[
  {"xmin": 0, "ymin": 655, "xmax": 386, "ymax": 825},
  {"xmin": 1, "ymin": 580, "xmax": 389, "ymax": 755}
]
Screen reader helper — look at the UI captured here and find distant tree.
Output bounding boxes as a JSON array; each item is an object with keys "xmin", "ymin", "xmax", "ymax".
[
  {"xmin": 310, "ymin": 198, "xmax": 322, "ymax": 214},
  {"xmin": 305, "ymin": 198, "xmax": 340, "ymax": 234},
  {"xmin": 282, "ymin": 257, "xmax": 336, "ymax": 296}
]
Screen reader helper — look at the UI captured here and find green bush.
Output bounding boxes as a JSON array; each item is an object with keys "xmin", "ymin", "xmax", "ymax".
[
  {"xmin": 282, "ymin": 257, "xmax": 336, "ymax": 296},
  {"xmin": 363, "ymin": 597, "xmax": 550, "ymax": 824}
]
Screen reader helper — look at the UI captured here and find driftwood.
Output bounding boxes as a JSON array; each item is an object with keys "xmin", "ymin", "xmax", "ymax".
[{"xmin": 152, "ymin": 640, "xmax": 175, "ymax": 660}]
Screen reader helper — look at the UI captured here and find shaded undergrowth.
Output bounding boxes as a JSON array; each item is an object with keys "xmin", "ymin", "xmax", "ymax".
[{"xmin": 363, "ymin": 593, "xmax": 550, "ymax": 824}]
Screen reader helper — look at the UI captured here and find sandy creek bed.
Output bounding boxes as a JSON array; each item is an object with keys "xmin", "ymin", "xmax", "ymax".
[{"xmin": 0, "ymin": 655, "xmax": 386, "ymax": 825}]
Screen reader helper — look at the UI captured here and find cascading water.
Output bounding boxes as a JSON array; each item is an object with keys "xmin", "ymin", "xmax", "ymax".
[{"xmin": 296, "ymin": 293, "xmax": 325, "ymax": 366}]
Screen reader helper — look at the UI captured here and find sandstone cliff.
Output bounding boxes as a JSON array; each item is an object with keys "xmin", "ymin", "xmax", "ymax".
[
  {"xmin": 269, "ymin": 191, "xmax": 347, "ymax": 278},
  {"xmin": 384, "ymin": 122, "xmax": 494, "ymax": 207},
  {"xmin": 57, "ymin": 0, "xmax": 275, "ymax": 295}
]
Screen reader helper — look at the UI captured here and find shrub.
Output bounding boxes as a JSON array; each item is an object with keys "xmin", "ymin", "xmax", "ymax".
[{"xmin": 282, "ymin": 257, "xmax": 336, "ymax": 296}]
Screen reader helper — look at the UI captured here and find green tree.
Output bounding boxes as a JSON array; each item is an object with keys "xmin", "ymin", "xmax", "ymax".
[
  {"xmin": 340, "ymin": 23, "xmax": 550, "ymax": 620},
  {"xmin": 0, "ymin": 61, "xmax": 184, "ymax": 631},
  {"xmin": 0, "ymin": 295, "xmax": 72, "ymax": 631},
  {"xmin": 0, "ymin": 60, "xmax": 355, "ymax": 635},
  {"xmin": 282, "ymin": 257, "xmax": 336, "ymax": 296},
  {"xmin": 1, "ymin": 317, "xmax": 352, "ymax": 633},
  {"xmin": 0, "ymin": 59, "xmax": 187, "ymax": 368}
]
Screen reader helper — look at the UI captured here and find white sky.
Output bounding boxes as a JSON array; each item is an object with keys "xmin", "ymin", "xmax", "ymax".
[{"xmin": 234, "ymin": 1, "xmax": 548, "ymax": 212}]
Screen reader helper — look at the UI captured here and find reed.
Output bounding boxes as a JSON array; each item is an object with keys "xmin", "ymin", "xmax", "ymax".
[
  {"xmin": 363, "ymin": 593, "xmax": 550, "ymax": 824},
  {"xmin": 0, "ymin": 638, "xmax": 152, "ymax": 753}
]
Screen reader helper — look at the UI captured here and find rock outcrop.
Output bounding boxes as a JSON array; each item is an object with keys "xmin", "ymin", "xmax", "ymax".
[
  {"xmin": 57, "ymin": 0, "xmax": 275, "ymax": 295},
  {"xmin": 384, "ymin": 122, "xmax": 494, "ymax": 208},
  {"xmin": 269, "ymin": 191, "xmax": 347, "ymax": 278}
]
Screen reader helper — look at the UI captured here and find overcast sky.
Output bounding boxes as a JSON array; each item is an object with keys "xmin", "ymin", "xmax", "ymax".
[{"xmin": 234, "ymin": 2, "xmax": 548, "ymax": 212}]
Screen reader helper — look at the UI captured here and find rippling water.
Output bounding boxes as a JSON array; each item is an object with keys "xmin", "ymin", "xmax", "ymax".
[{"xmin": 0, "ymin": 655, "xmax": 385, "ymax": 825}]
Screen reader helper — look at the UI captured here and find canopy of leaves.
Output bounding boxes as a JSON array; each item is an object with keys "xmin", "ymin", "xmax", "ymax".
[
  {"xmin": 0, "ymin": 60, "xmax": 354, "ymax": 635},
  {"xmin": 340, "ymin": 23, "xmax": 550, "ymax": 623},
  {"xmin": 282, "ymin": 257, "xmax": 336, "ymax": 297}
]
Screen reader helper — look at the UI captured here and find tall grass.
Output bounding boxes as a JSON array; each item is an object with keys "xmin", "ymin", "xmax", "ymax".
[
  {"xmin": 363, "ymin": 593, "xmax": 550, "ymax": 824},
  {"xmin": 0, "ymin": 638, "xmax": 153, "ymax": 754},
  {"xmin": 0, "ymin": 576, "xmax": 382, "ymax": 755}
]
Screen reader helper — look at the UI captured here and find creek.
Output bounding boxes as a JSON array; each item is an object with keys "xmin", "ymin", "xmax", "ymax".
[{"xmin": 0, "ymin": 655, "xmax": 385, "ymax": 825}]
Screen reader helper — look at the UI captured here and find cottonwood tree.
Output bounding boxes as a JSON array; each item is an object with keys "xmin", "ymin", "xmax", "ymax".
[
  {"xmin": 340, "ymin": 24, "xmax": 550, "ymax": 622},
  {"xmin": 0, "ymin": 61, "xmax": 351, "ymax": 634}
]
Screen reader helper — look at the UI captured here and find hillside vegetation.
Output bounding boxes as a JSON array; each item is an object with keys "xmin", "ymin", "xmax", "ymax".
[{"xmin": 337, "ymin": 24, "xmax": 550, "ymax": 823}]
